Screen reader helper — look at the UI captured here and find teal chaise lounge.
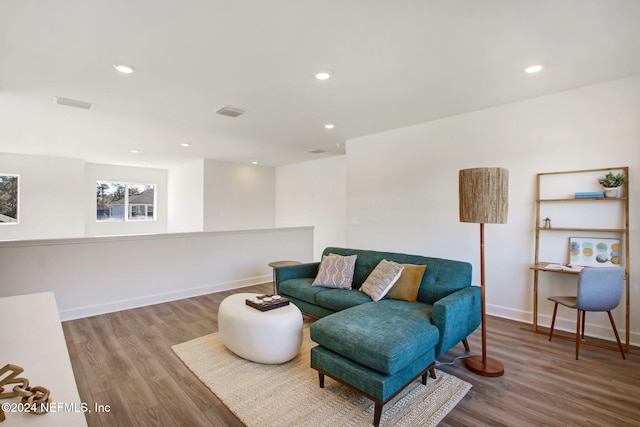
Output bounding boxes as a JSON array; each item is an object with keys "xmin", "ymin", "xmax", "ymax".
[{"xmin": 275, "ymin": 247, "xmax": 481, "ymax": 426}]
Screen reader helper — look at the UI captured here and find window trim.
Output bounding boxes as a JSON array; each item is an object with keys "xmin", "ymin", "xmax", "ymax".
[
  {"xmin": 0, "ymin": 173, "xmax": 19, "ymax": 225},
  {"xmin": 96, "ymin": 181, "xmax": 156, "ymax": 222}
]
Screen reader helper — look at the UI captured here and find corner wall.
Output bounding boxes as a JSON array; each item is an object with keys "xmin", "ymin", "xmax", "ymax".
[
  {"xmin": 0, "ymin": 153, "xmax": 85, "ymax": 240},
  {"xmin": 168, "ymin": 159, "xmax": 205, "ymax": 233},
  {"xmin": 84, "ymin": 162, "xmax": 168, "ymax": 236},
  {"xmin": 203, "ymin": 159, "xmax": 275, "ymax": 231},
  {"xmin": 276, "ymin": 155, "xmax": 347, "ymax": 260},
  {"xmin": 345, "ymin": 76, "xmax": 640, "ymax": 344}
]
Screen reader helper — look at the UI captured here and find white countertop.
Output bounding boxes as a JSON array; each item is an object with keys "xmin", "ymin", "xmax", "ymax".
[{"xmin": 0, "ymin": 292, "xmax": 87, "ymax": 426}]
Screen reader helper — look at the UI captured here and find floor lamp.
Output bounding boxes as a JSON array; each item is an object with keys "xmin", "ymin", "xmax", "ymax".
[{"xmin": 459, "ymin": 167, "xmax": 508, "ymax": 377}]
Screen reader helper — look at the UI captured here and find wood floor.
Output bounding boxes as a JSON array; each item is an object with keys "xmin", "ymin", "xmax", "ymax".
[{"xmin": 63, "ymin": 283, "xmax": 640, "ymax": 427}]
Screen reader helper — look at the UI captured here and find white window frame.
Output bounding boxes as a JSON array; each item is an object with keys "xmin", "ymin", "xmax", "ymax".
[
  {"xmin": 96, "ymin": 181, "xmax": 156, "ymax": 222},
  {"xmin": 0, "ymin": 173, "xmax": 19, "ymax": 225}
]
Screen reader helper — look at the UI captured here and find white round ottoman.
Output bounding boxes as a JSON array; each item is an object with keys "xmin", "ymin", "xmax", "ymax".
[{"xmin": 218, "ymin": 293, "xmax": 303, "ymax": 364}]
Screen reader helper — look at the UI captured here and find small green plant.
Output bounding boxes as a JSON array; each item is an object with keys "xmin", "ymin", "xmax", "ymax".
[{"xmin": 598, "ymin": 171, "xmax": 626, "ymax": 188}]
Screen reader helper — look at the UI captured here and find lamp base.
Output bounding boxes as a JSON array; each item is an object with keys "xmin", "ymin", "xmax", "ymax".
[{"xmin": 465, "ymin": 355, "xmax": 504, "ymax": 377}]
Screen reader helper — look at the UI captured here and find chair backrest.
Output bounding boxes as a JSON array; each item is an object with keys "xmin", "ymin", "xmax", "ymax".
[{"xmin": 576, "ymin": 267, "xmax": 625, "ymax": 311}]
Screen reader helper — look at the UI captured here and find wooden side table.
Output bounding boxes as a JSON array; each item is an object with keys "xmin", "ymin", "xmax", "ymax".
[{"xmin": 268, "ymin": 260, "xmax": 301, "ymax": 293}]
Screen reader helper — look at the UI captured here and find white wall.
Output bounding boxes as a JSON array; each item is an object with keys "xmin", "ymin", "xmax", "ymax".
[
  {"xmin": 168, "ymin": 159, "xmax": 205, "ymax": 233},
  {"xmin": 0, "ymin": 154, "xmax": 278, "ymax": 240},
  {"xmin": 276, "ymin": 155, "xmax": 347, "ymax": 260},
  {"xmin": 345, "ymin": 76, "xmax": 640, "ymax": 345},
  {"xmin": 0, "ymin": 227, "xmax": 314, "ymax": 320},
  {"xmin": 84, "ymin": 162, "xmax": 168, "ymax": 236},
  {"xmin": 0, "ymin": 153, "xmax": 85, "ymax": 240},
  {"xmin": 204, "ymin": 159, "xmax": 275, "ymax": 231}
]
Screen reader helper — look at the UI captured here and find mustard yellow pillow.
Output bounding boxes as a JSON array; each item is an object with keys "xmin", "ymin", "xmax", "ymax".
[{"xmin": 386, "ymin": 264, "xmax": 426, "ymax": 302}]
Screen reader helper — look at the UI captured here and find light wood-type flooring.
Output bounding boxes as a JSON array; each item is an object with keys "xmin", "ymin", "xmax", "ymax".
[{"xmin": 62, "ymin": 283, "xmax": 640, "ymax": 427}]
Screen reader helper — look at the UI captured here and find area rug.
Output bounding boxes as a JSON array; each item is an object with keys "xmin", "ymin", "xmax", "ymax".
[{"xmin": 172, "ymin": 325, "xmax": 471, "ymax": 427}]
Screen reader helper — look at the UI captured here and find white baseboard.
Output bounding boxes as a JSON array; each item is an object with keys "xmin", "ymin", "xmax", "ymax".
[
  {"xmin": 487, "ymin": 303, "xmax": 639, "ymax": 347},
  {"xmin": 59, "ymin": 274, "xmax": 271, "ymax": 321}
]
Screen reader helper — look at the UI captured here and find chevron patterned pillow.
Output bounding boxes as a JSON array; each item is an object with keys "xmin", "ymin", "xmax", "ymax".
[{"xmin": 312, "ymin": 254, "xmax": 358, "ymax": 289}]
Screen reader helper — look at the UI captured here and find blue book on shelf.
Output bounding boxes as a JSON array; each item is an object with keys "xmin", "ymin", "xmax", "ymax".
[{"xmin": 574, "ymin": 191, "xmax": 604, "ymax": 198}]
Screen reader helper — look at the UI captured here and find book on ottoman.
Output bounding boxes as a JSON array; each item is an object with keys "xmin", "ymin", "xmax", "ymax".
[{"xmin": 245, "ymin": 294, "xmax": 290, "ymax": 311}]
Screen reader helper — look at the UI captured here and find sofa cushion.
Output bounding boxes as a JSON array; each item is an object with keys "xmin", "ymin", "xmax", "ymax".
[
  {"xmin": 311, "ymin": 345, "xmax": 435, "ymax": 402},
  {"xmin": 322, "ymin": 247, "xmax": 472, "ymax": 304},
  {"xmin": 315, "ymin": 289, "xmax": 372, "ymax": 311},
  {"xmin": 278, "ymin": 278, "xmax": 328, "ymax": 304},
  {"xmin": 312, "ymin": 254, "xmax": 357, "ymax": 289},
  {"xmin": 359, "ymin": 259, "xmax": 404, "ymax": 301},
  {"xmin": 285, "ymin": 294, "xmax": 336, "ymax": 319},
  {"xmin": 386, "ymin": 264, "xmax": 426, "ymax": 302},
  {"xmin": 310, "ymin": 300, "xmax": 438, "ymax": 375}
]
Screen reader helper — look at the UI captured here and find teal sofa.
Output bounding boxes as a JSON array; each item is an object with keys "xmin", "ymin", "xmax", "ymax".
[{"xmin": 275, "ymin": 247, "xmax": 481, "ymax": 426}]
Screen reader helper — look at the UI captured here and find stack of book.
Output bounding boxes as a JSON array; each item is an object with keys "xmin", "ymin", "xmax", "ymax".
[{"xmin": 574, "ymin": 191, "xmax": 604, "ymax": 198}]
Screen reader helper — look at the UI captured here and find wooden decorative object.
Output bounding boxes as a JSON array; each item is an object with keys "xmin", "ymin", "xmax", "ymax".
[
  {"xmin": 0, "ymin": 363, "xmax": 51, "ymax": 421},
  {"xmin": 0, "ymin": 364, "xmax": 28, "ymax": 399}
]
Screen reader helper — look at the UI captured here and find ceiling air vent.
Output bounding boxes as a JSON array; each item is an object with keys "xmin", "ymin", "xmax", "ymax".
[
  {"xmin": 215, "ymin": 106, "xmax": 245, "ymax": 118},
  {"xmin": 53, "ymin": 96, "xmax": 95, "ymax": 110},
  {"xmin": 308, "ymin": 149, "xmax": 326, "ymax": 154}
]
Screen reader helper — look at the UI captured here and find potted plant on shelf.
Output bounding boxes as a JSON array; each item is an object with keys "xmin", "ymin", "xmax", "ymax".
[{"xmin": 598, "ymin": 171, "xmax": 626, "ymax": 198}]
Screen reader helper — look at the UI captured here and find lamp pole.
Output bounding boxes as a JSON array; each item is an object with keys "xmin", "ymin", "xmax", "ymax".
[{"xmin": 465, "ymin": 223, "xmax": 504, "ymax": 376}]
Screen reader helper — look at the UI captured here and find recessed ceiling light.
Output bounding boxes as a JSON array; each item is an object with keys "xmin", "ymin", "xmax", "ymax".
[
  {"xmin": 252, "ymin": 161, "xmax": 259, "ymax": 165},
  {"xmin": 140, "ymin": 160, "xmax": 149, "ymax": 164},
  {"xmin": 525, "ymin": 65, "xmax": 543, "ymax": 74},
  {"xmin": 314, "ymin": 71, "xmax": 331, "ymax": 80},
  {"xmin": 130, "ymin": 149, "xmax": 139, "ymax": 154},
  {"xmin": 324, "ymin": 124, "xmax": 335, "ymax": 129},
  {"xmin": 180, "ymin": 142, "xmax": 190, "ymax": 147},
  {"xmin": 113, "ymin": 64, "xmax": 135, "ymax": 74}
]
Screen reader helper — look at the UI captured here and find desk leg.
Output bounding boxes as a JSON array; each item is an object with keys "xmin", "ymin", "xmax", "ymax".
[{"xmin": 533, "ymin": 270, "xmax": 539, "ymax": 333}]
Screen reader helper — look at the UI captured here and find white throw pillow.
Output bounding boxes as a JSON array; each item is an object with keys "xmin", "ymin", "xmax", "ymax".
[
  {"xmin": 312, "ymin": 254, "xmax": 358, "ymax": 289},
  {"xmin": 360, "ymin": 259, "xmax": 404, "ymax": 301}
]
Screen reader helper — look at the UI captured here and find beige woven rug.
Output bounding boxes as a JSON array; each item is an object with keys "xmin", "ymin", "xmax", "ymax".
[{"xmin": 172, "ymin": 324, "xmax": 471, "ymax": 427}]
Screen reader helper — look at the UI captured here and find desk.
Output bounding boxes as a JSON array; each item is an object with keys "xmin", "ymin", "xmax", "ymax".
[
  {"xmin": 530, "ymin": 263, "xmax": 629, "ymax": 352},
  {"xmin": 0, "ymin": 292, "xmax": 87, "ymax": 426}
]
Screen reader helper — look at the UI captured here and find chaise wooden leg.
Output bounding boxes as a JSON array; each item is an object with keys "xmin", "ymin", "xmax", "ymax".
[
  {"xmin": 373, "ymin": 403, "xmax": 382, "ymax": 427},
  {"xmin": 314, "ymin": 361, "xmax": 437, "ymax": 427},
  {"xmin": 422, "ymin": 365, "xmax": 437, "ymax": 384},
  {"xmin": 607, "ymin": 311, "xmax": 626, "ymax": 360},
  {"xmin": 549, "ymin": 302, "xmax": 558, "ymax": 341},
  {"xmin": 462, "ymin": 338, "xmax": 470, "ymax": 352}
]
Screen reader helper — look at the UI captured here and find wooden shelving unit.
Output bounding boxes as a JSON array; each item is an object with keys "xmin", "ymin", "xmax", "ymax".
[{"xmin": 531, "ymin": 166, "xmax": 630, "ymax": 352}]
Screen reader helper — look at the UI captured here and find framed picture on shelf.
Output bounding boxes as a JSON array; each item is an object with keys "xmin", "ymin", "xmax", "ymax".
[{"xmin": 568, "ymin": 237, "xmax": 621, "ymax": 267}]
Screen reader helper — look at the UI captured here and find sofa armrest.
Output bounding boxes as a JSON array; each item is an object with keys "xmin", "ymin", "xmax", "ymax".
[
  {"xmin": 432, "ymin": 286, "xmax": 481, "ymax": 356},
  {"xmin": 275, "ymin": 262, "xmax": 320, "ymax": 287}
]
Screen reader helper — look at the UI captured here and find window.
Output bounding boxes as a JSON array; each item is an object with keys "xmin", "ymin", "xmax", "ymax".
[
  {"xmin": 0, "ymin": 174, "xmax": 19, "ymax": 224},
  {"xmin": 96, "ymin": 182, "xmax": 155, "ymax": 221}
]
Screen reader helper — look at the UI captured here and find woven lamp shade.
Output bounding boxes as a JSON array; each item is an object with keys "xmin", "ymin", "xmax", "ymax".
[{"xmin": 459, "ymin": 168, "xmax": 509, "ymax": 224}]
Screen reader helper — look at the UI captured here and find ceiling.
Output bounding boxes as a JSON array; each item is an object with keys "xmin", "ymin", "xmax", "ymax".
[{"xmin": 1, "ymin": 0, "xmax": 640, "ymax": 168}]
